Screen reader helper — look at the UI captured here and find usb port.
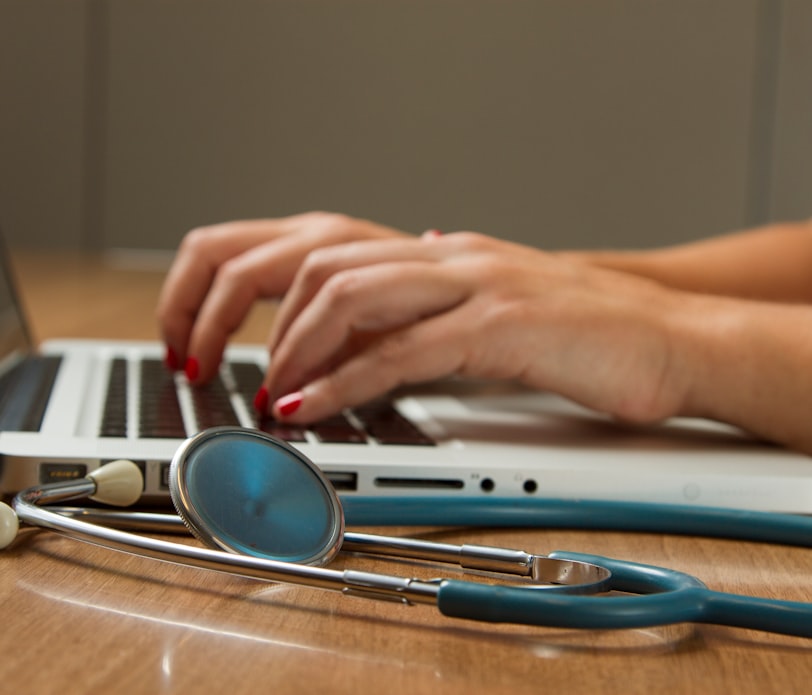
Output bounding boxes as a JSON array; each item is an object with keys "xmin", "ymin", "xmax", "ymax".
[{"xmin": 326, "ymin": 471, "xmax": 358, "ymax": 491}]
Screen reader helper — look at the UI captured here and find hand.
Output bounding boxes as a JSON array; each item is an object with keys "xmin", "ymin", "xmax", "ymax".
[
  {"xmin": 156, "ymin": 212, "xmax": 407, "ymax": 382},
  {"xmin": 261, "ymin": 231, "xmax": 695, "ymax": 425}
]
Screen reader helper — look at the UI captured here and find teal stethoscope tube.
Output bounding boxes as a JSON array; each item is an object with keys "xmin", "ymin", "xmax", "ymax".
[
  {"xmin": 439, "ymin": 551, "xmax": 812, "ymax": 636},
  {"xmin": 342, "ymin": 496, "xmax": 812, "ymax": 547},
  {"xmin": 341, "ymin": 495, "xmax": 812, "ymax": 636}
]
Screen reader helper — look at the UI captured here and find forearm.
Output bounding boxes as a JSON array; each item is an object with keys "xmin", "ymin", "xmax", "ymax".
[
  {"xmin": 563, "ymin": 219, "xmax": 812, "ymax": 303},
  {"xmin": 672, "ymin": 293, "xmax": 812, "ymax": 454}
]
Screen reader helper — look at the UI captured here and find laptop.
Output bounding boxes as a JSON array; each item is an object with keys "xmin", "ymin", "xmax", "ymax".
[{"xmin": 2, "ymin": 234, "xmax": 812, "ymax": 516}]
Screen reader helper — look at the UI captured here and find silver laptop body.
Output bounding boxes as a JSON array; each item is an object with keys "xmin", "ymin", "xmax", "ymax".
[{"xmin": 2, "ymin": 241, "xmax": 811, "ymax": 514}]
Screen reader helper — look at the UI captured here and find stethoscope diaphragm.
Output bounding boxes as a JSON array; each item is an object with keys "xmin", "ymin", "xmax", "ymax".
[{"xmin": 169, "ymin": 427, "xmax": 344, "ymax": 566}]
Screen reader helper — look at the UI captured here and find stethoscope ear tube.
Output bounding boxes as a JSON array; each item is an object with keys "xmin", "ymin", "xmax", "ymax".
[
  {"xmin": 342, "ymin": 497, "xmax": 812, "ymax": 547},
  {"xmin": 437, "ymin": 550, "xmax": 708, "ymax": 629},
  {"xmin": 438, "ymin": 579, "xmax": 708, "ymax": 630},
  {"xmin": 437, "ymin": 551, "xmax": 812, "ymax": 637}
]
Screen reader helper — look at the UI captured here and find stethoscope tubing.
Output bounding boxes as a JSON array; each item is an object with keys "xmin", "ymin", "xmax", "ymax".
[
  {"xmin": 439, "ymin": 552, "xmax": 812, "ymax": 637},
  {"xmin": 16, "ymin": 499, "xmax": 812, "ymax": 637},
  {"xmin": 342, "ymin": 496, "xmax": 812, "ymax": 547},
  {"xmin": 30, "ymin": 499, "xmax": 812, "ymax": 637},
  {"xmin": 11, "ymin": 462, "xmax": 812, "ymax": 638}
]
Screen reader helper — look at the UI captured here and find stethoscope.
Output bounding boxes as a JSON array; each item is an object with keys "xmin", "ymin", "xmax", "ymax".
[{"xmin": 2, "ymin": 426, "xmax": 812, "ymax": 638}]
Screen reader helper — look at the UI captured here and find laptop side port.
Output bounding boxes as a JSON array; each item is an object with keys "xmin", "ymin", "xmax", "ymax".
[
  {"xmin": 39, "ymin": 462, "xmax": 88, "ymax": 484},
  {"xmin": 160, "ymin": 462, "xmax": 171, "ymax": 490},
  {"xmin": 374, "ymin": 477, "xmax": 464, "ymax": 490},
  {"xmin": 325, "ymin": 471, "xmax": 358, "ymax": 491}
]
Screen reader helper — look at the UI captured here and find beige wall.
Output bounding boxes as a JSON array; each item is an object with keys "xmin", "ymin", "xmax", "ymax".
[
  {"xmin": 0, "ymin": 0, "xmax": 89, "ymax": 248},
  {"xmin": 769, "ymin": 0, "xmax": 812, "ymax": 222},
  {"xmin": 1, "ymin": 1, "xmax": 809, "ymax": 252}
]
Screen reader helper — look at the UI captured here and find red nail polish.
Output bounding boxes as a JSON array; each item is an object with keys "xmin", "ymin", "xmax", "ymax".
[
  {"xmin": 422, "ymin": 229, "xmax": 442, "ymax": 239},
  {"xmin": 275, "ymin": 392, "xmax": 303, "ymax": 417},
  {"xmin": 253, "ymin": 386, "xmax": 269, "ymax": 413},
  {"xmin": 184, "ymin": 356, "xmax": 199, "ymax": 382},
  {"xmin": 165, "ymin": 346, "xmax": 179, "ymax": 371}
]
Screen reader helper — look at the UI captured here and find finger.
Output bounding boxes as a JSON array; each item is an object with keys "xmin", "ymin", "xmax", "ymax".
[
  {"xmin": 270, "ymin": 309, "xmax": 473, "ymax": 422},
  {"xmin": 269, "ymin": 236, "xmax": 450, "ymax": 351},
  {"xmin": 265, "ymin": 261, "xmax": 471, "ymax": 401},
  {"xmin": 156, "ymin": 220, "xmax": 290, "ymax": 365},
  {"xmin": 182, "ymin": 233, "xmax": 328, "ymax": 382},
  {"xmin": 159, "ymin": 213, "xmax": 408, "ymax": 378}
]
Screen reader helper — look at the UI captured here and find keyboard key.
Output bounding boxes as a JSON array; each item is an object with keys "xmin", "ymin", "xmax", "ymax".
[
  {"xmin": 230, "ymin": 361, "xmax": 264, "ymax": 401},
  {"xmin": 310, "ymin": 413, "xmax": 367, "ymax": 444},
  {"xmin": 190, "ymin": 379, "xmax": 241, "ymax": 429},
  {"xmin": 139, "ymin": 359, "xmax": 185, "ymax": 438},
  {"xmin": 100, "ymin": 358, "xmax": 128, "ymax": 437},
  {"xmin": 256, "ymin": 417, "xmax": 307, "ymax": 443},
  {"xmin": 353, "ymin": 401, "xmax": 435, "ymax": 446}
]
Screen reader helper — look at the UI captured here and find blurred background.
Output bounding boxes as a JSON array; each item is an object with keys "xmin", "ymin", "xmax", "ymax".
[{"xmin": 1, "ymin": 0, "xmax": 810, "ymax": 253}]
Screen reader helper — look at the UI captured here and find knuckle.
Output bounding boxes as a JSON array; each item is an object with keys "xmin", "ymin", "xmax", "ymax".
[
  {"xmin": 320, "ymin": 270, "xmax": 364, "ymax": 308},
  {"xmin": 450, "ymin": 230, "xmax": 492, "ymax": 252},
  {"xmin": 214, "ymin": 256, "xmax": 245, "ymax": 290},
  {"xmin": 373, "ymin": 331, "xmax": 412, "ymax": 364},
  {"xmin": 301, "ymin": 211, "xmax": 389, "ymax": 245},
  {"xmin": 316, "ymin": 376, "xmax": 345, "ymax": 411},
  {"xmin": 178, "ymin": 223, "xmax": 242, "ymax": 264},
  {"xmin": 299, "ymin": 247, "xmax": 341, "ymax": 287},
  {"xmin": 178, "ymin": 225, "xmax": 217, "ymax": 256},
  {"xmin": 180, "ymin": 220, "xmax": 255, "ymax": 257},
  {"xmin": 154, "ymin": 300, "xmax": 174, "ymax": 327},
  {"xmin": 306, "ymin": 211, "xmax": 354, "ymax": 239},
  {"xmin": 481, "ymin": 297, "xmax": 529, "ymax": 329}
]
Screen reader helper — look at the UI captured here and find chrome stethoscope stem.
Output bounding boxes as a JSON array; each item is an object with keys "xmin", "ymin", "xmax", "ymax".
[
  {"xmin": 13, "ymin": 496, "xmax": 442, "ymax": 606},
  {"xmin": 54, "ymin": 508, "xmax": 538, "ymax": 574},
  {"xmin": 341, "ymin": 534, "xmax": 601, "ymax": 587},
  {"xmin": 47, "ymin": 507, "xmax": 607, "ymax": 590},
  {"xmin": 341, "ymin": 533, "xmax": 535, "ymax": 573},
  {"xmin": 20, "ymin": 478, "xmax": 100, "ymax": 506}
]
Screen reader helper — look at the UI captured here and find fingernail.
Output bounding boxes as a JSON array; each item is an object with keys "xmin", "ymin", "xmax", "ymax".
[
  {"xmin": 184, "ymin": 356, "xmax": 199, "ymax": 382},
  {"xmin": 422, "ymin": 229, "xmax": 442, "ymax": 239},
  {"xmin": 164, "ymin": 346, "xmax": 180, "ymax": 371},
  {"xmin": 275, "ymin": 391, "xmax": 303, "ymax": 417},
  {"xmin": 253, "ymin": 386, "xmax": 269, "ymax": 413}
]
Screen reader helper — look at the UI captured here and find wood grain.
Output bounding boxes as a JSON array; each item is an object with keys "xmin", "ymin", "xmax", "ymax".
[{"xmin": 2, "ymin": 251, "xmax": 811, "ymax": 694}]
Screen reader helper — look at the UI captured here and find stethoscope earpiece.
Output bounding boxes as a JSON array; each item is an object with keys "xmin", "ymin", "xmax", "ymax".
[
  {"xmin": 87, "ymin": 459, "xmax": 144, "ymax": 507},
  {"xmin": 0, "ymin": 457, "xmax": 142, "ymax": 550},
  {"xmin": 0, "ymin": 501, "xmax": 19, "ymax": 550}
]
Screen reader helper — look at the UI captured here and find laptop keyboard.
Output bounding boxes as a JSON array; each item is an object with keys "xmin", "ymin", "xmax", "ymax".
[
  {"xmin": 101, "ymin": 358, "xmax": 435, "ymax": 446},
  {"xmin": 0, "ymin": 355, "xmax": 62, "ymax": 432}
]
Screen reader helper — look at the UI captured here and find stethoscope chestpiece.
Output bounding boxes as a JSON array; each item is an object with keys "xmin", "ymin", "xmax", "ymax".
[{"xmin": 169, "ymin": 427, "xmax": 345, "ymax": 566}]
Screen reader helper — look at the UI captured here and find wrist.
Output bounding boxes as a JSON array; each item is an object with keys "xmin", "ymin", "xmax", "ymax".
[
  {"xmin": 666, "ymin": 293, "xmax": 747, "ymax": 422},
  {"xmin": 557, "ymin": 249, "xmax": 666, "ymax": 280},
  {"xmin": 668, "ymin": 295, "xmax": 812, "ymax": 452}
]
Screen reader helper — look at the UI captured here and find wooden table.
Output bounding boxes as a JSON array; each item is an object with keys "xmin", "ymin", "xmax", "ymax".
[{"xmin": 2, "ymin": 251, "xmax": 812, "ymax": 694}]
